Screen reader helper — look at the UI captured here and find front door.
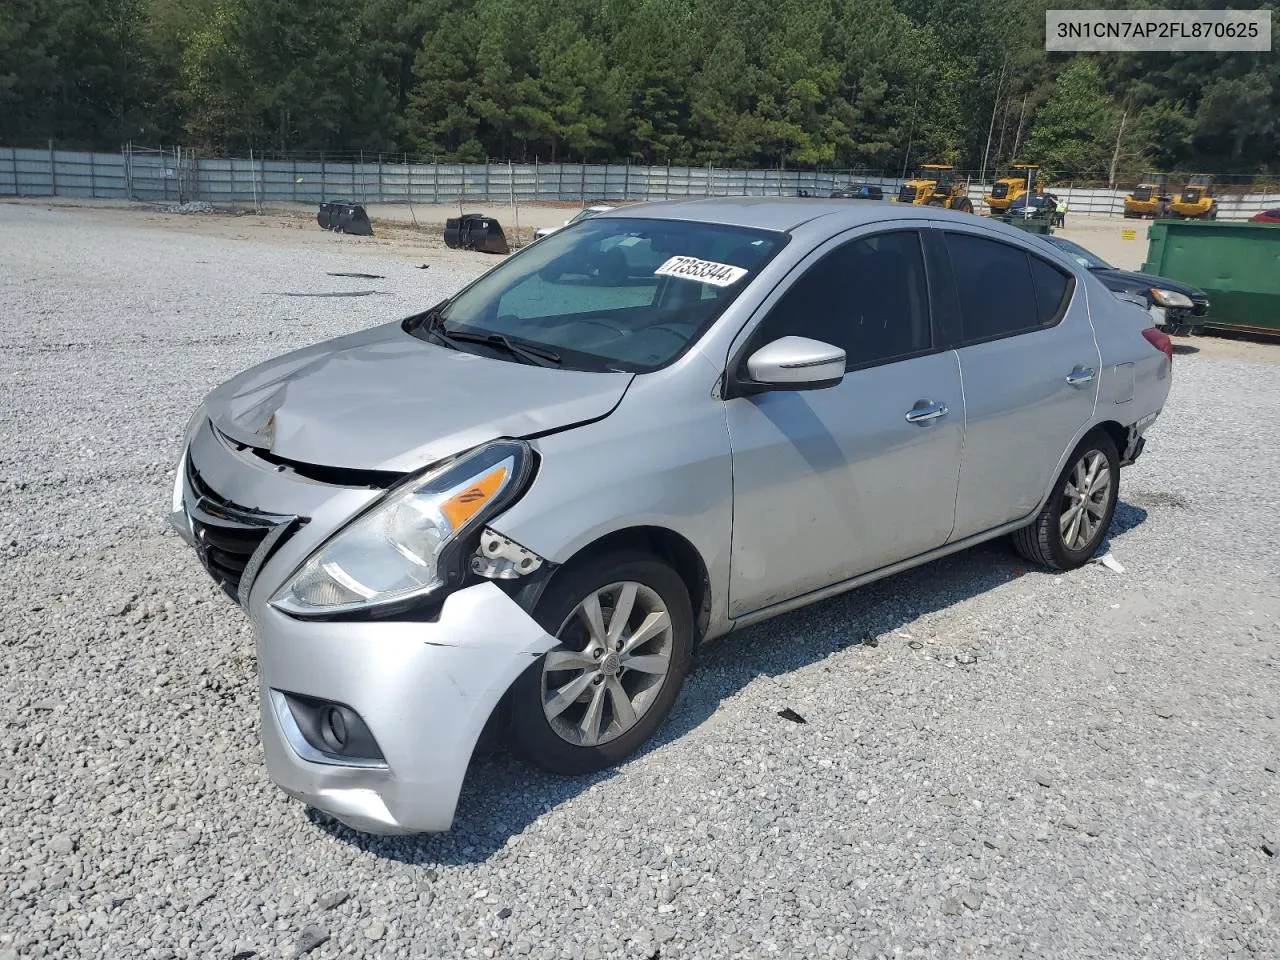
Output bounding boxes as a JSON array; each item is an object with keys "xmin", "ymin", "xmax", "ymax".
[{"xmin": 724, "ymin": 228, "xmax": 965, "ymax": 618}]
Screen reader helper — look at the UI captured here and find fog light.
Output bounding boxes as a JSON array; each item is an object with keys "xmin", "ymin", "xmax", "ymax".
[{"xmin": 324, "ymin": 707, "xmax": 348, "ymax": 751}]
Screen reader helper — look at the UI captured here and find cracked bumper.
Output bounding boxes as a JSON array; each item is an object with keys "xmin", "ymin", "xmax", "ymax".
[{"xmin": 254, "ymin": 582, "xmax": 557, "ymax": 834}]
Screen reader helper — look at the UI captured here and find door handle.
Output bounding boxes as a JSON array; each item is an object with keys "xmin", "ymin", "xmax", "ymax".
[
  {"xmin": 1065, "ymin": 366, "xmax": 1096, "ymax": 386},
  {"xmin": 905, "ymin": 400, "xmax": 949, "ymax": 424}
]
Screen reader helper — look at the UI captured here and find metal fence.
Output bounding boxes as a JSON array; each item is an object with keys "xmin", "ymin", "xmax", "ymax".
[{"xmin": 3, "ymin": 144, "xmax": 1278, "ymax": 220}]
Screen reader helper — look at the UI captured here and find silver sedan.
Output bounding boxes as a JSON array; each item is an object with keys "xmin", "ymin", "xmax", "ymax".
[{"xmin": 170, "ymin": 199, "xmax": 1172, "ymax": 834}]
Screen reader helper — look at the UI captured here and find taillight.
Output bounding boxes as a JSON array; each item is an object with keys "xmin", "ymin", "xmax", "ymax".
[{"xmin": 1142, "ymin": 327, "xmax": 1173, "ymax": 363}]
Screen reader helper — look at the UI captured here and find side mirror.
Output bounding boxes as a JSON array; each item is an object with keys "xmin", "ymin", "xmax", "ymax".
[{"xmin": 739, "ymin": 336, "xmax": 846, "ymax": 393}]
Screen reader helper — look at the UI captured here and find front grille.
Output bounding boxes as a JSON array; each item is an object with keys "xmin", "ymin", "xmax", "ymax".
[
  {"xmin": 1193, "ymin": 300, "xmax": 1209, "ymax": 317},
  {"xmin": 1181, "ymin": 189, "xmax": 1201, "ymax": 203},
  {"xmin": 186, "ymin": 461, "xmax": 299, "ymax": 602},
  {"xmin": 1131, "ymin": 187, "xmax": 1152, "ymax": 201},
  {"xmin": 897, "ymin": 185, "xmax": 915, "ymax": 203},
  {"xmin": 991, "ymin": 182, "xmax": 1009, "ymax": 199}
]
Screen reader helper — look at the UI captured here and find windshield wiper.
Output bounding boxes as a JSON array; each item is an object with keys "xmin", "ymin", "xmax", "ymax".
[
  {"xmin": 405, "ymin": 302, "xmax": 449, "ymax": 338},
  {"xmin": 435, "ymin": 323, "xmax": 562, "ymax": 367}
]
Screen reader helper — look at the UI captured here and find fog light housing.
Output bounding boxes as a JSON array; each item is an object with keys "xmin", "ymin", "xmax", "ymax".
[{"xmin": 272, "ymin": 690, "xmax": 385, "ymax": 766}]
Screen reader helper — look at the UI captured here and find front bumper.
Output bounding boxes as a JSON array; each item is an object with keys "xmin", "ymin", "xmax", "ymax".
[
  {"xmin": 255, "ymin": 583, "xmax": 556, "ymax": 834},
  {"xmin": 1148, "ymin": 303, "xmax": 1207, "ymax": 336},
  {"xmin": 170, "ymin": 417, "xmax": 558, "ymax": 834}
]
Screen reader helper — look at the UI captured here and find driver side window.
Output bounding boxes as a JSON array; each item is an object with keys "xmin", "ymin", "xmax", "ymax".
[{"xmin": 754, "ymin": 230, "xmax": 932, "ymax": 370}]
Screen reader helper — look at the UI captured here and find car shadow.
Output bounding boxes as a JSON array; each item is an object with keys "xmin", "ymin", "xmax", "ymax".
[
  {"xmin": 1171, "ymin": 342, "xmax": 1200, "ymax": 356},
  {"xmin": 315, "ymin": 501, "xmax": 1150, "ymax": 865}
]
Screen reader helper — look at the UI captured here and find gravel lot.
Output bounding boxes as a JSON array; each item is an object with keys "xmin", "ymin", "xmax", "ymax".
[{"xmin": 2, "ymin": 201, "xmax": 1278, "ymax": 960}]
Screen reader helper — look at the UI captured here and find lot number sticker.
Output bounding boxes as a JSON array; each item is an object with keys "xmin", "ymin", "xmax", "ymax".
[{"xmin": 655, "ymin": 256, "xmax": 748, "ymax": 287}]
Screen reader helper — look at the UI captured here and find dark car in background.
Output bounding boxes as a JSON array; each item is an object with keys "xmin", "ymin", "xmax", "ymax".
[
  {"xmin": 830, "ymin": 184, "xmax": 884, "ymax": 200},
  {"xmin": 1045, "ymin": 235, "xmax": 1210, "ymax": 335},
  {"xmin": 1005, "ymin": 194, "xmax": 1055, "ymax": 219}
]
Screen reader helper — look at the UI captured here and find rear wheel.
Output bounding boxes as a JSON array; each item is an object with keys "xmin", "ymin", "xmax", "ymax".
[
  {"xmin": 953, "ymin": 197, "xmax": 974, "ymax": 214},
  {"xmin": 1013, "ymin": 431, "xmax": 1120, "ymax": 571},
  {"xmin": 510, "ymin": 552, "xmax": 694, "ymax": 775}
]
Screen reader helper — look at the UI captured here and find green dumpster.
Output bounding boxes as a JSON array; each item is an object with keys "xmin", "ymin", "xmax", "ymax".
[
  {"xmin": 1142, "ymin": 220, "xmax": 1280, "ymax": 335},
  {"xmin": 994, "ymin": 215, "xmax": 1054, "ymax": 236}
]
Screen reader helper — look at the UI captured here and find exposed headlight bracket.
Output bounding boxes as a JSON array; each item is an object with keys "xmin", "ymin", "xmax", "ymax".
[{"xmin": 471, "ymin": 529, "xmax": 544, "ymax": 580}]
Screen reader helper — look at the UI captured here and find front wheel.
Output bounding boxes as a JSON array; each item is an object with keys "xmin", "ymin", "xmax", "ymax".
[
  {"xmin": 1013, "ymin": 431, "xmax": 1120, "ymax": 570},
  {"xmin": 510, "ymin": 552, "xmax": 694, "ymax": 775},
  {"xmin": 952, "ymin": 197, "xmax": 974, "ymax": 214}
]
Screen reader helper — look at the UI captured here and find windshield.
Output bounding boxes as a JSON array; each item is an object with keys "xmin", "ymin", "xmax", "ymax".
[
  {"xmin": 424, "ymin": 217, "xmax": 786, "ymax": 372},
  {"xmin": 1050, "ymin": 237, "xmax": 1111, "ymax": 270}
]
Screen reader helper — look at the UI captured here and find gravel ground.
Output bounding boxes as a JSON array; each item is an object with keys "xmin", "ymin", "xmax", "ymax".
[{"xmin": 1, "ymin": 201, "xmax": 1278, "ymax": 960}]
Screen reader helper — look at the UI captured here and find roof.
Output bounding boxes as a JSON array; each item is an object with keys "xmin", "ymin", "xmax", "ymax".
[
  {"xmin": 596, "ymin": 197, "xmax": 1078, "ymax": 258},
  {"xmin": 597, "ymin": 197, "xmax": 951, "ymax": 233}
]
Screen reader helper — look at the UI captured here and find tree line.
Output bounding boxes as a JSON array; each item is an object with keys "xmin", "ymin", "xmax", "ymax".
[{"xmin": 2, "ymin": 0, "xmax": 1276, "ymax": 180}]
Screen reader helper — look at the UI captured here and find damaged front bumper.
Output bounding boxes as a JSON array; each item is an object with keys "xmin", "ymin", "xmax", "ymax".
[
  {"xmin": 253, "ymin": 583, "xmax": 556, "ymax": 834},
  {"xmin": 170, "ymin": 416, "xmax": 558, "ymax": 834},
  {"xmin": 1148, "ymin": 302, "xmax": 1207, "ymax": 336}
]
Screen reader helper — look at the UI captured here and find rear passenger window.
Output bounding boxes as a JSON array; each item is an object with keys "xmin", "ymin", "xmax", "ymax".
[
  {"xmin": 1029, "ymin": 256, "xmax": 1073, "ymax": 326},
  {"xmin": 755, "ymin": 230, "xmax": 931, "ymax": 369},
  {"xmin": 945, "ymin": 233, "xmax": 1060, "ymax": 342}
]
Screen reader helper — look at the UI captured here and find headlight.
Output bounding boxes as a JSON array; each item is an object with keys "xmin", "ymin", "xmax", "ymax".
[
  {"xmin": 270, "ymin": 439, "xmax": 532, "ymax": 616},
  {"xmin": 1150, "ymin": 288, "xmax": 1193, "ymax": 309}
]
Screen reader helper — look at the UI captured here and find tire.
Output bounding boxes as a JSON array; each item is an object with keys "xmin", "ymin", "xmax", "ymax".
[
  {"xmin": 1013, "ymin": 430, "xmax": 1120, "ymax": 571},
  {"xmin": 510, "ymin": 551, "xmax": 694, "ymax": 775},
  {"xmin": 953, "ymin": 197, "xmax": 974, "ymax": 214}
]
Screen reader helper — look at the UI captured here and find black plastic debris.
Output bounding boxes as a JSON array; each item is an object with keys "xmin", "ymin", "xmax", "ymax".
[
  {"xmin": 777, "ymin": 708, "xmax": 807, "ymax": 724},
  {"xmin": 443, "ymin": 213, "xmax": 510, "ymax": 254},
  {"xmin": 334, "ymin": 204, "xmax": 373, "ymax": 236},
  {"xmin": 327, "ymin": 272, "xmax": 384, "ymax": 279},
  {"xmin": 278, "ymin": 290, "xmax": 381, "ymax": 298},
  {"xmin": 317, "ymin": 201, "xmax": 373, "ymax": 236}
]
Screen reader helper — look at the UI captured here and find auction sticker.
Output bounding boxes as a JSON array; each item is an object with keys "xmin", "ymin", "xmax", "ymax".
[{"xmin": 655, "ymin": 256, "xmax": 747, "ymax": 287}]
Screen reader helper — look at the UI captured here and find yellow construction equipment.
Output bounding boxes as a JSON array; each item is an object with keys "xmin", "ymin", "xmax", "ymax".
[
  {"xmin": 985, "ymin": 163, "xmax": 1045, "ymax": 214},
  {"xmin": 1168, "ymin": 175, "xmax": 1218, "ymax": 219},
  {"xmin": 894, "ymin": 164, "xmax": 974, "ymax": 213},
  {"xmin": 1123, "ymin": 173, "xmax": 1172, "ymax": 219}
]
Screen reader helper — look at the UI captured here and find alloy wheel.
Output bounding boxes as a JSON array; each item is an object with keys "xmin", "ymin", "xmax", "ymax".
[
  {"xmin": 541, "ymin": 581, "xmax": 674, "ymax": 747},
  {"xmin": 1059, "ymin": 449, "xmax": 1112, "ymax": 551}
]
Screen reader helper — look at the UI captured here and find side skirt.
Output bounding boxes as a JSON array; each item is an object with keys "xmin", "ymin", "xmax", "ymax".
[{"xmin": 725, "ymin": 512, "xmax": 1040, "ymax": 633}]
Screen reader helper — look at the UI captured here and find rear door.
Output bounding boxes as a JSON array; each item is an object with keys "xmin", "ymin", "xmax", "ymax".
[
  {"xmin": 931, "ymin": 227, "xmax": 1099, "ymax": 539},
  {"xmin": 724, "ymin": 227, "xmax": 964, "ymax": 617}
]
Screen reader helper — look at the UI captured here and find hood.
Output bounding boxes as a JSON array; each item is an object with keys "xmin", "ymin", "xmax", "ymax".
[
  {"xmin": 1094, "ymin": 269, "xmax": 1207, "ymax": 301},
  {"xmin": 204, "ymin": 322, "xmax": 633, "ymax": 473}
]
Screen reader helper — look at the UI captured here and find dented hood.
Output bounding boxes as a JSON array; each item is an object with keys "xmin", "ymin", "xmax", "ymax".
[{"xmin": 204, "ymin": 322, "xmax": 632, "ymax": 473}]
